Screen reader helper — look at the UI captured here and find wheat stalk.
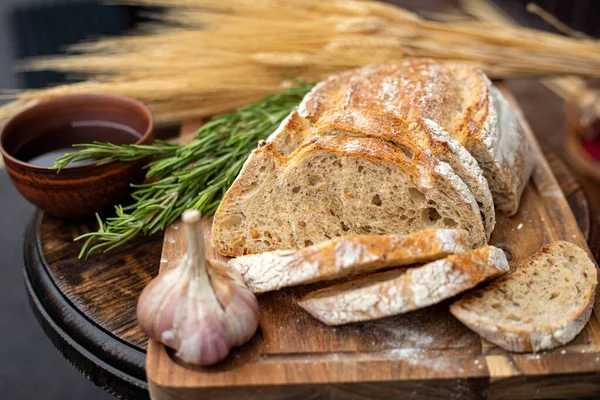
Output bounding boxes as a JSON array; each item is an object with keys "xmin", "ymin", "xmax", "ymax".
[{"xmin": 2, "ymin": 0, "xmax": 600, "ymax": 123}]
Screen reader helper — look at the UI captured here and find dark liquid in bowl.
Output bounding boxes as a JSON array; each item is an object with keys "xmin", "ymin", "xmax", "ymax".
[{"xmin": 14, "ymin": 121, "xmax": 141, "ymax": 167}]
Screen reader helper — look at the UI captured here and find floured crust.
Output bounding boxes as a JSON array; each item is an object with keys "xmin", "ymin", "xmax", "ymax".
[
  {"xmin": 266, "ymin": 110, "xmax": 313, "ymax": 152},
  {"xmin": 486, "ymin": 87, "xmax": 534, "ymax": 215},
  {"xmin": 229, "ymin": 228, "xmax": 471, "ymax": 293},
  {"xmin": 450, "ymin": 241, "xmax": 597, "ymax": 352},
  {"xmin": 298, "ymin": 246, "xmax": 509, "ymax": 326},
  {"xmin": 451, "ymin": 297, "xmax": 593, "ymax": 353}
]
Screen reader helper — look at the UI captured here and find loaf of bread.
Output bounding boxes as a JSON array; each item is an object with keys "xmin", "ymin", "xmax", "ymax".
[
  {"xmin": 297, "ymin": 245, "xmax": 509, "ymax": 326},
  {"xmin": 229, "ymin": 229, "xmax": 470, "ymax": 293},
  {"xmin": 450, "ymin": 241, "xmax": 597, "ymax": 352},
  {"xmin": 271, "ymin": 61, "xmax": 495, "ymax": 238},
  {"xmin": 212, "ymin": 60, "xmax": 534, "ymax": 256},
  {"xmin": 285, "ymin": 60, "xmax": 532, "ymax": 217},
  {"xmin": 212, "ymin": 135, "xmax": 486, "ymax": 256}
]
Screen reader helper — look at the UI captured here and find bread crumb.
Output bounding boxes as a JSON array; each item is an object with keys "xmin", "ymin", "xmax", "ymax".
[
  {"xmin": 560, "ymin": 350, "xmax": 566, "ymax": 354},
  {"xmin": 517, "ymin": 223, "xmax": 523, "ymax": 230}
]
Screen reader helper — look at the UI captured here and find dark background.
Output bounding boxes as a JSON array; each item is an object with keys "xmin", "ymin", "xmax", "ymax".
[
  {"xmin": 1, "ymin": 2, "xmax": 143, "ymax": 399},
  {"xmin": 0, "ymin": 1, "xmax": 599, "ymax": 399}
]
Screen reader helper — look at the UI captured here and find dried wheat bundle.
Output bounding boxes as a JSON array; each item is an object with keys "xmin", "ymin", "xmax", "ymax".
[{"xmin": 2, "ymin": 0, "xmax": 600, "ymax": 123}]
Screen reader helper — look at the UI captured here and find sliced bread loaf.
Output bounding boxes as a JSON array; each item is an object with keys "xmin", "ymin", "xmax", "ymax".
[
  {"xmin": 450, "ymin": 241, "xmax": 597, "ymax": 352},
  {"xmin": 270, "ymin": 62, "xmax": 495, "ymax": 239},
  {"xmin": 298, "ymin": 246, "xmax": 509, "ymax": 326},
  {"xmin": 211, "ymin": 135, "xmax": 486, "ymax": 256},
  {"xmin": 294, "ymin": 60, "xmax": 532, "ymax": 216},
  {"xmin": 230, "ymin": 229, "xmax": 470, "ymax": 293}
]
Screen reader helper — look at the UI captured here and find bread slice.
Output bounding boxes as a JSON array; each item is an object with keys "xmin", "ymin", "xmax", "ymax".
[
  {"xmin": 445, "ymin": 65, "xmax": 533, "ymax": 216},
  {"xmin": 230, "ymin": 229, "xmax": 470, "ymax": 293},
  {"xmin": 270, "ymin": 62, "xmax": 495, "ymax": 239},
  {"xmin": 298, "ymin": 245, "xmax": 508, "ymax": 326},
  {"xmin": 212, "ymin": 135, "xmax": 486, "ymax": 256},
  {"xmin": 450, "ymin": 241, "xmax": 597, "ymax": 353},
  {"xmin": 289, "ymin": 60, "xmax": 532, "ymax": 216}
]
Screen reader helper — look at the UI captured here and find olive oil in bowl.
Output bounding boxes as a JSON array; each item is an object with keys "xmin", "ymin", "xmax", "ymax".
[{"xmin": 14, "ymin": 121, "xmax": 141, "ymax": 168}]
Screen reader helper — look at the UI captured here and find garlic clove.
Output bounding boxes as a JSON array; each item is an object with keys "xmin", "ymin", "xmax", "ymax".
[
  {"xmin": 223, "ymin": 288, "xmax": 261, "ymax": 346},
  {"xmin": 209, "ymin": 259, "xmax": 246, "ymax": 286},
  {"xmin": 136, "ymin": 267, "xmax": 186, "ymax": 342},
  {"xmin": 168, "ymin": 285, "xmax": 231, "ymax": 365},
  {"xmin": 207, "ymin": 264, "xmax": 238, "ymax": 309}
]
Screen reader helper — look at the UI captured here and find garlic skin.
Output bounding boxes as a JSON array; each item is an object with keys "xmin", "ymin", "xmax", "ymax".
[{"xmin": 137, "ymin": 209, "xmax": 260, "ymax": 366}]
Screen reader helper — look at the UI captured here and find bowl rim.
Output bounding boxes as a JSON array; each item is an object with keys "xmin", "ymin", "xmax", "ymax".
[{"xmin": 0, "ymin": 93, "xmax": 154, "ymax": 172}]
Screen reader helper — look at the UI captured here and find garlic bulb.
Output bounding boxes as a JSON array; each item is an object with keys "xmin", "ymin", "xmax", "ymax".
[{"xmin": 137, "ymin": 209, "xmax": 260, "ymax": 366}]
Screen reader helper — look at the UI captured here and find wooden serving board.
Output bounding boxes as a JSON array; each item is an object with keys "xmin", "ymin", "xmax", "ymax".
[{"xmin": 147, "ymin": 86, "xmax": 600, "ymax": 400}]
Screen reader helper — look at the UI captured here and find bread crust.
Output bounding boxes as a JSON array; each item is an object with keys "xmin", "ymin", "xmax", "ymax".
[
  {"xmin": 230, "ymin": 229, "xmax": 471, "ymax": 293},
  {"xmin": 298, "ymin": 246, "xmax": 509, "ymax": 326},
  {"xmin": 451, "ymin": 296, "xmax": 594, "ymax": 353},
  {"xmin": 487, "ymin": 87, "xmax": 535, "ymax": 215},
  {"xmin": 450, "ymin": 241, "xmax": 597, "ymax": 352}
]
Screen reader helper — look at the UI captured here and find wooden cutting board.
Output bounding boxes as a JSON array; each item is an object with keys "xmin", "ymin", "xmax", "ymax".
[{"xmin": 146, "ymin": 86, "xmax": 600, "ymax": 400}]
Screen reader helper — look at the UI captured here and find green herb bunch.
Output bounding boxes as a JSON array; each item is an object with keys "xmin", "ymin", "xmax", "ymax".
[{"xmin": 54, "ymin": 83, "xmax": 313, "ymax": 258}]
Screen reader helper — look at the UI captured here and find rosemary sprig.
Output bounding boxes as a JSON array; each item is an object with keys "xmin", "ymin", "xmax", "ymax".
[
  {"xmin": 57, "ymin": 83, "xmax": 313, "ymax": 258},
  {"xmin": 52, "ymin": 140, "xmax": 180, "ymax": 170}
]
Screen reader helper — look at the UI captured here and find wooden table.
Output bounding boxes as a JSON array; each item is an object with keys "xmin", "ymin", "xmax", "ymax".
[{"xmin": 22, "ymin": 123, "xmax": 600, "ymax": 400}]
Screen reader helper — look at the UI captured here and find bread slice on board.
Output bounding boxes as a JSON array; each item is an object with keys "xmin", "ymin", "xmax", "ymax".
[
  {"xmin": 290, "ymin": 60, "xmax": 532, "ymax": 216},
  {"xmin": 229, "ymin": 229, "xmax": 471, "ymax": 293},
  {"xmin": 297, "ymin": 245, "xmax": 508, "ymax": 326},
  {"xmin": 212, "ymin": 135, "xmax": 486, "ymax": 256},
  {"xmin": 450, "ymin": 241, "xmax": 598, "ymax": 353},
  {"xmin": 271, "ymin": 61, "xmax": 494, "ymax": 239},
  {"xmin": 445, "ymin": 65, "xmax": 533, "ymax": 216}
]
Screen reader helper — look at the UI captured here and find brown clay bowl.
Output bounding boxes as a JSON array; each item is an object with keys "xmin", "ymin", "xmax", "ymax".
[{"xmin": 0, "ymin": 94, "xmax": 154, "ymax": 219}]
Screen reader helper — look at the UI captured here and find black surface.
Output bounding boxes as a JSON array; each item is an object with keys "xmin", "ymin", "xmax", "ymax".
[{"xmin": 0, "ymin": 171, "xmax": 114, "ymax": 400}]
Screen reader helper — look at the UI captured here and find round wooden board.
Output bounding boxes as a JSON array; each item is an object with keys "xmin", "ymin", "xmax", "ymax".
[
  {"xmin": 22, "ymin": 154, "xmax": 600, "ymax": 399},
  {"xmin": 23, "ymin": 213, "xmax": 161, "ymax": 399}
]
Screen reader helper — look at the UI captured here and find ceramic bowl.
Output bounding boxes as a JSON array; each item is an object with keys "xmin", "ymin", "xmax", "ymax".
[{"xmin": 0, "ymin": 94, "xmax": 154, "ymax": 219}]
